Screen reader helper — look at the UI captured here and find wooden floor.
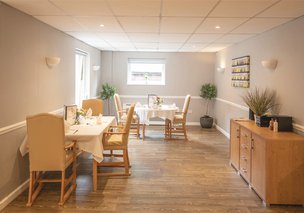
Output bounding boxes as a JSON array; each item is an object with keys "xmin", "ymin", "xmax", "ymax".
[{"xmin": 2, "ymin": 126, "xmax": 304, "ymax": 213}]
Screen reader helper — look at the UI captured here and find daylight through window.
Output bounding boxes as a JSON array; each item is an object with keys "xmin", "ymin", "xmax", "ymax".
[{"xmin": 127, "ymin": 58, "xmax": 166, "ymax": 85}]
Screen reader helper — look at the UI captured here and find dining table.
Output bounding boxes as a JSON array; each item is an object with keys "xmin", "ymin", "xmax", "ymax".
[
  {"xmin": 135, "ymin": 104, "xmax": 178, "ymax": 140},
  {"xmin": 19, "ymin": 116, "xmax": 116, "ymax": 163}
]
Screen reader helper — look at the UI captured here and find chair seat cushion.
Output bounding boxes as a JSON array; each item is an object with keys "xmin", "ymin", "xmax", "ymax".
[
  {"xmin": 104, "ymin": 134, "xmax": 123, "ymax": 146},
  {"xmin": 174, "ymin": 114, "xmax": 184, "ymax": 122}
]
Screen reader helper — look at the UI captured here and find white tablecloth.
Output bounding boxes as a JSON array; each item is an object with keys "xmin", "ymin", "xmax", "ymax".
[
  {"xmin": 19, "ymin": 116, "xmax": 116, "ymax": 163},
  {"xmin": 135, "ymin": 105, "xmax": 178, "ymax": 124}
]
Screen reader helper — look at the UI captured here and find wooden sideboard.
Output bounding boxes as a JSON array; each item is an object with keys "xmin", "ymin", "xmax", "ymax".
[{"xmin": 230, "ymin": 119, "xmax": 304, "ymax": 205}]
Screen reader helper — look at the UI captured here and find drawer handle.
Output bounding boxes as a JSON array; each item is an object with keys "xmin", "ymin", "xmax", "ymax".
[
  {"xmin": 241, "ymin": 144, "xmax": 248, "ymax": 149},
  {"xmin": 241, "ymin": 168, "xmax": 247, "ymax": 173}
]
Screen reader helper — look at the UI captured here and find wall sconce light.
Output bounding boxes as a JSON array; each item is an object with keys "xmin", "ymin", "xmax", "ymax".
[
  {"xmin": 217, "ymin": 67, "xmax": 225, "ymax": 73},
  {"xmin": 261, "ymin": 59, "xmax": 277, "ymax": 71},
  {"xmin": 46, "ymin": 56, "xmax": 60, "ymax": 68},
  {"xmin": 92, "ymin": 65, "xmax": 100, "ymax": 71}
]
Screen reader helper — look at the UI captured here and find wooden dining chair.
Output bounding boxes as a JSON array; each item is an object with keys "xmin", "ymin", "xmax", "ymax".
[
  {"xmin": 82, "ymin": 99, "xmax": 103, "ymax": 116},
  {"xmin": 114, "ymin": 93, "xmax": 140, "ymax": 139},
  {"xmin": 93, "ymin": 105, "xmax": 135, "ymax": 191},
  {"xmin": 167, "ymin": 94, "xmax": 191, "ymax": 140},
  {"xmin": 26, "ymin": 113, "xmax": 76, "ymax": 206}
]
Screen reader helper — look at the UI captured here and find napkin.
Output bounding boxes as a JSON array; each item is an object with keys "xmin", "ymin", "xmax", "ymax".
[
  {"xmin": 86, "ymin": 108, "xmax": 92, "ymax": 117},
  {"xmin": 136, "ymin": 102, "xmax": 142, "ymax": 107},
  {"xmin": 97, "ymin": 113, "xmax": 103, "ymax": 124}
]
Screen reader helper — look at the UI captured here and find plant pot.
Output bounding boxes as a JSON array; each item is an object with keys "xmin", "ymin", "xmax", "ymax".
[
  {"xmin": 255, "ymin": 115, "xmax": 271, "ymax": 127},
  {"xmin": 200, "ymin": 116, "xmax": 214, "ymax": 128}
]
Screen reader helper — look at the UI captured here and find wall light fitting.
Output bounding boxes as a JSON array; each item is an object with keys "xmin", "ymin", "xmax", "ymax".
[
  {"xmin": 261, "ymin": 59, "xmax": 277, "ymax": 71},
  {"xmin": 46, "ymin": 56, "xmax": 60, "ymax": 68},
  {"xmin": 217, "ymin": 67, "xmax": 225, "ymax": 73},
  {"xmin": 92, "ymin": 65, "xmax": 100, "ymax": 71}
]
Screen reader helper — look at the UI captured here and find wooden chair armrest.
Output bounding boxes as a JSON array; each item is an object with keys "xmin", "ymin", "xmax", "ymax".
[
  {"xmin": 103, "ymin": 131, "xmax": 127, "ymax": 136},
  {"xmin": 65, "ymin": 141, "xmax": 76, "ymax": 150}
]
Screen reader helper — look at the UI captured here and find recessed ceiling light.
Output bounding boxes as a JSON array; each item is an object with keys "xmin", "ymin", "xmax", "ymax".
[
  {"xmin": 99, "ymin": 24, "xmax": 105, "ymax": 27},
  {"xmin": 215, "ymin": 25, "xmax": 221, "ymax": 29}
]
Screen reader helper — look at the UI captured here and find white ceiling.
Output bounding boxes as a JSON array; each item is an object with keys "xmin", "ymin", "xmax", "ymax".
[{"xmin": 2, "ymin": 0, "xmax": 304, "ymax": 52}]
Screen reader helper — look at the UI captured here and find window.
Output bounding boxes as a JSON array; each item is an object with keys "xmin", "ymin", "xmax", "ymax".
[
  {"xmin": 127, "ymin": 58, "xmax": 166, "ymax": 85},
  {"xmin": 75, "ymin": 49, "xmax": 90, "ymax": 106}
]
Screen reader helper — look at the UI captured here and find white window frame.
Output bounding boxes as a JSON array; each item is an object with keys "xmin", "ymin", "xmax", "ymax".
[
  {"xmin": 75, "ymin": 49, "xmax": 90, "ymax": 107},
  {"xmin": 127, "ymin": 58, "xmax": 166, "ymax": 85}
]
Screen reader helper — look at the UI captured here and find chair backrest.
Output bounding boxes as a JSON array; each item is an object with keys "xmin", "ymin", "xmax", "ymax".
[
  {"xmin": 114, "ymin": 93, "xmax": 123, "ymax": 119},
  {"xmin": 122, "ymin": 104, "xmax": 135, "ymax": 145},
  {"xmin": 82, "ymin": 99, "xmax": 103, "ymax": 116},
  {"xmin": 26, "ymin": 113, "xmax": 65, "ymax": 171},
  {"xmin": 182, "ymin": 94, "xmax": 191, "ymax": 118}
]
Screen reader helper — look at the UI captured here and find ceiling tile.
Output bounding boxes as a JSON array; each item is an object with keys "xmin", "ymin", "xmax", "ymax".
[
  {"xmin": 50, "ymin": 0, "xmax": 113, "ymax": 16},
  {"xmin": 74, "ymin": 16, "xmax": 124, "ymax": 32},
  {"xmin": 66, "ymin": 31, "xmax": 100, "ymax": 42},
  {"xmin": 160, "ymin": 17, "xmax": 203, "ymax": 33},
  {"xmin": 180, "ymin": 43, "xmax": 209, "ymax": 52},
  {"xmin": 85, "ymin": 39, "xmax": 114, "ymax": 50},
  {"xmin": 128, "ymin": 33, "xmax": 159, "ymax": 42},
  {"xmin": 209, "ymin": 0, "xmax": 277, "ymax": 17},
  {"xmin": 108, "ymin": 0, "xmax": 161, "ymax": 16},
  {"xmin": 216, "ymin": 34, "xmax": 255, "ymax": 43},
  {"xmin": 232, "ymin": 18, "xmax": 292, "ymax": 34},
  {"xmin": 96, "ymin": 33, "xmax": 130, "ymax": 42},
  {"xmin": 134, "ymin": 42, "xmax": 159, "ymax": 49},
  {"xmin": 257, "ymin": 0, "xmax": 304, "ymax": 18},
  {"xmin": 162, "ymin": 0, "xmax": 218, "ymax": 17},
  {"xmin": 118, "ymin": 17, "xmax": 159, "ymax": 33},
  {"xmin": 159, "ymin": 34, "xmax": 190, "ymax": 43},
  {"xmin": 196, "ymin": 18, "xmax": 248, "ymax": 33},
  {"xmin": 110, "ymin": 42, "xmax": 134, "ymax": 49},
  {"xmin": 158, "ymin": 43, "xmax": 183, "ymax": 49},
  {"xmin": 188, "ymin": 34, "xmax": 223, "ymax": 43},
  {"xmin": 34, "ymin": 16, "xmax": 85, "ymax": 32},
  {"xmin": 1, "ymin": 0, "xmax": 64, "ymax": 15},
  {"xmin": 202, "ymin": 43, "xmax": 233, "ymax": 52}
]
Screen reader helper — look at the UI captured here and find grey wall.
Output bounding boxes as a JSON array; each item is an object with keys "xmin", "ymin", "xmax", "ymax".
[
  {"xmin": 0, "ymin": 3, "xmax": 101, "ymax": 201},
  {"xmin": 214, "ymin": 16, "xmax": 304, "ymax": 134},
  {"xmin": 101, "ymin": 51, "xmax": 216, "ymax": 121}
]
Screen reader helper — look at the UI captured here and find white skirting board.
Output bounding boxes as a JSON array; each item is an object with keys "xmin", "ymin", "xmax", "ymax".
[{"xmin": 0, "ymin": 180, "xmax": 29, "ymax": 211}]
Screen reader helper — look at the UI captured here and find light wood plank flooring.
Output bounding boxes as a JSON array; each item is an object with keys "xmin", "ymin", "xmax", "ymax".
[{"xmin": 2, "ymin": 126, "xmax": 304, "ymax": 213}]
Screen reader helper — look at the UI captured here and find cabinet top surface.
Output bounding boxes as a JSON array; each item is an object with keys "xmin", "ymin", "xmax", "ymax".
[{"xmin": 232, "ymin": 119, "xmax": 304, "ymax": 141}]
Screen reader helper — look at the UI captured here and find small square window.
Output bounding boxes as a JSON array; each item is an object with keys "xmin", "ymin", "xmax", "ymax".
[{"xmin": 127, "ymin": 59, "xmax": 166, "ymax": 85}]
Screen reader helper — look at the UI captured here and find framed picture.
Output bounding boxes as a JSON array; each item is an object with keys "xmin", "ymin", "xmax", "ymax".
[
  {"xmin": 64, "ymin": 105, "xmax": 77, "ymax": 125},
  {"xmin": 148, "ymin": 94, "xmax": 157, "ymax": 108}
]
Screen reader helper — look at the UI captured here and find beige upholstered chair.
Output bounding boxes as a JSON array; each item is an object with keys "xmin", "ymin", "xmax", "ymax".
[
  {"xmin": 114, "ymin": 93, "xmax": 140, "ymax": 139},
  {"xmin": 26, "ymin": 113, "xmax": 76, "ymax": 206},
  {"xmin": 93, "ymin": 105, "xmax": 135, "ymax": 191},
  {"xmin": 82, "ymin": 99, "xmax": 103, "ymax": 116},
  {"xmin": 167, "ymin": 95, "xmax": 191, "ymax": 140}
]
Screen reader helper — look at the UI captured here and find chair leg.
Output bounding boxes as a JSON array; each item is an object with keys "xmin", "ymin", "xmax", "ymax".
[
  {"xmin": 126, "ymin": 149, "xmax": 131, "ymax": 167},
  {"xmin": 59, "ymin": 170, "xmax": 65, "ymax": 205},
  {"xmin": 142, "ymin": 124, "xmax": 146, "ymax": 140},
  {"xmin": 137, "ymin": 121, "xmax": 140, "ymax": 139},
  {"xmin": 26, "ymin": 171, "xmax": 34, "ymax": 207},
  {"xmin": 93, "ymin": 160, "xmax": 97, "ymax": 191},
  {"xmin": 123, "ymin": 150, "xmax": 129, "ymax": 175},
  {"xmin": 183, "ymin": 123, "xmax": 187, "ymax": 140}
]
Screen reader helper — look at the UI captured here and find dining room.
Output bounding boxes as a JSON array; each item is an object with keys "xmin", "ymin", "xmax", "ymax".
[{"xmin": 1, "ymin": 0, "xmax": 304, "ymax": 212}]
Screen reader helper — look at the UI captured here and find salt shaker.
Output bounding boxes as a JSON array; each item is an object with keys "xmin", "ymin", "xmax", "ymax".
[{"xmin": 273, "ymin": 119, "xmax": 278, "ymax": 132}]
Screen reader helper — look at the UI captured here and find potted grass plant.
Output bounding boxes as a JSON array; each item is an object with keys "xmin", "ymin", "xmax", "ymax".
[
  {"xmin": 242, "ymin": 88, "xmax": 277, "ymax": 126},
  {"xmin": 200, "ymin": 83, "xmax": 217, "ymax": 128},
  {"xmin": 100, "ymin": 83, "xmax": 116, "ymax": 115}
]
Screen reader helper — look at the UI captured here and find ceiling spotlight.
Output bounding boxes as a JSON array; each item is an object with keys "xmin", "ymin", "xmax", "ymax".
[
  {"xmin": 215, "ymin": 25, "xmax": 221, "ymax": 29},
  {"xmin": 99, "ymin": 24, "xmax": 105, "ymax": 27}
]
